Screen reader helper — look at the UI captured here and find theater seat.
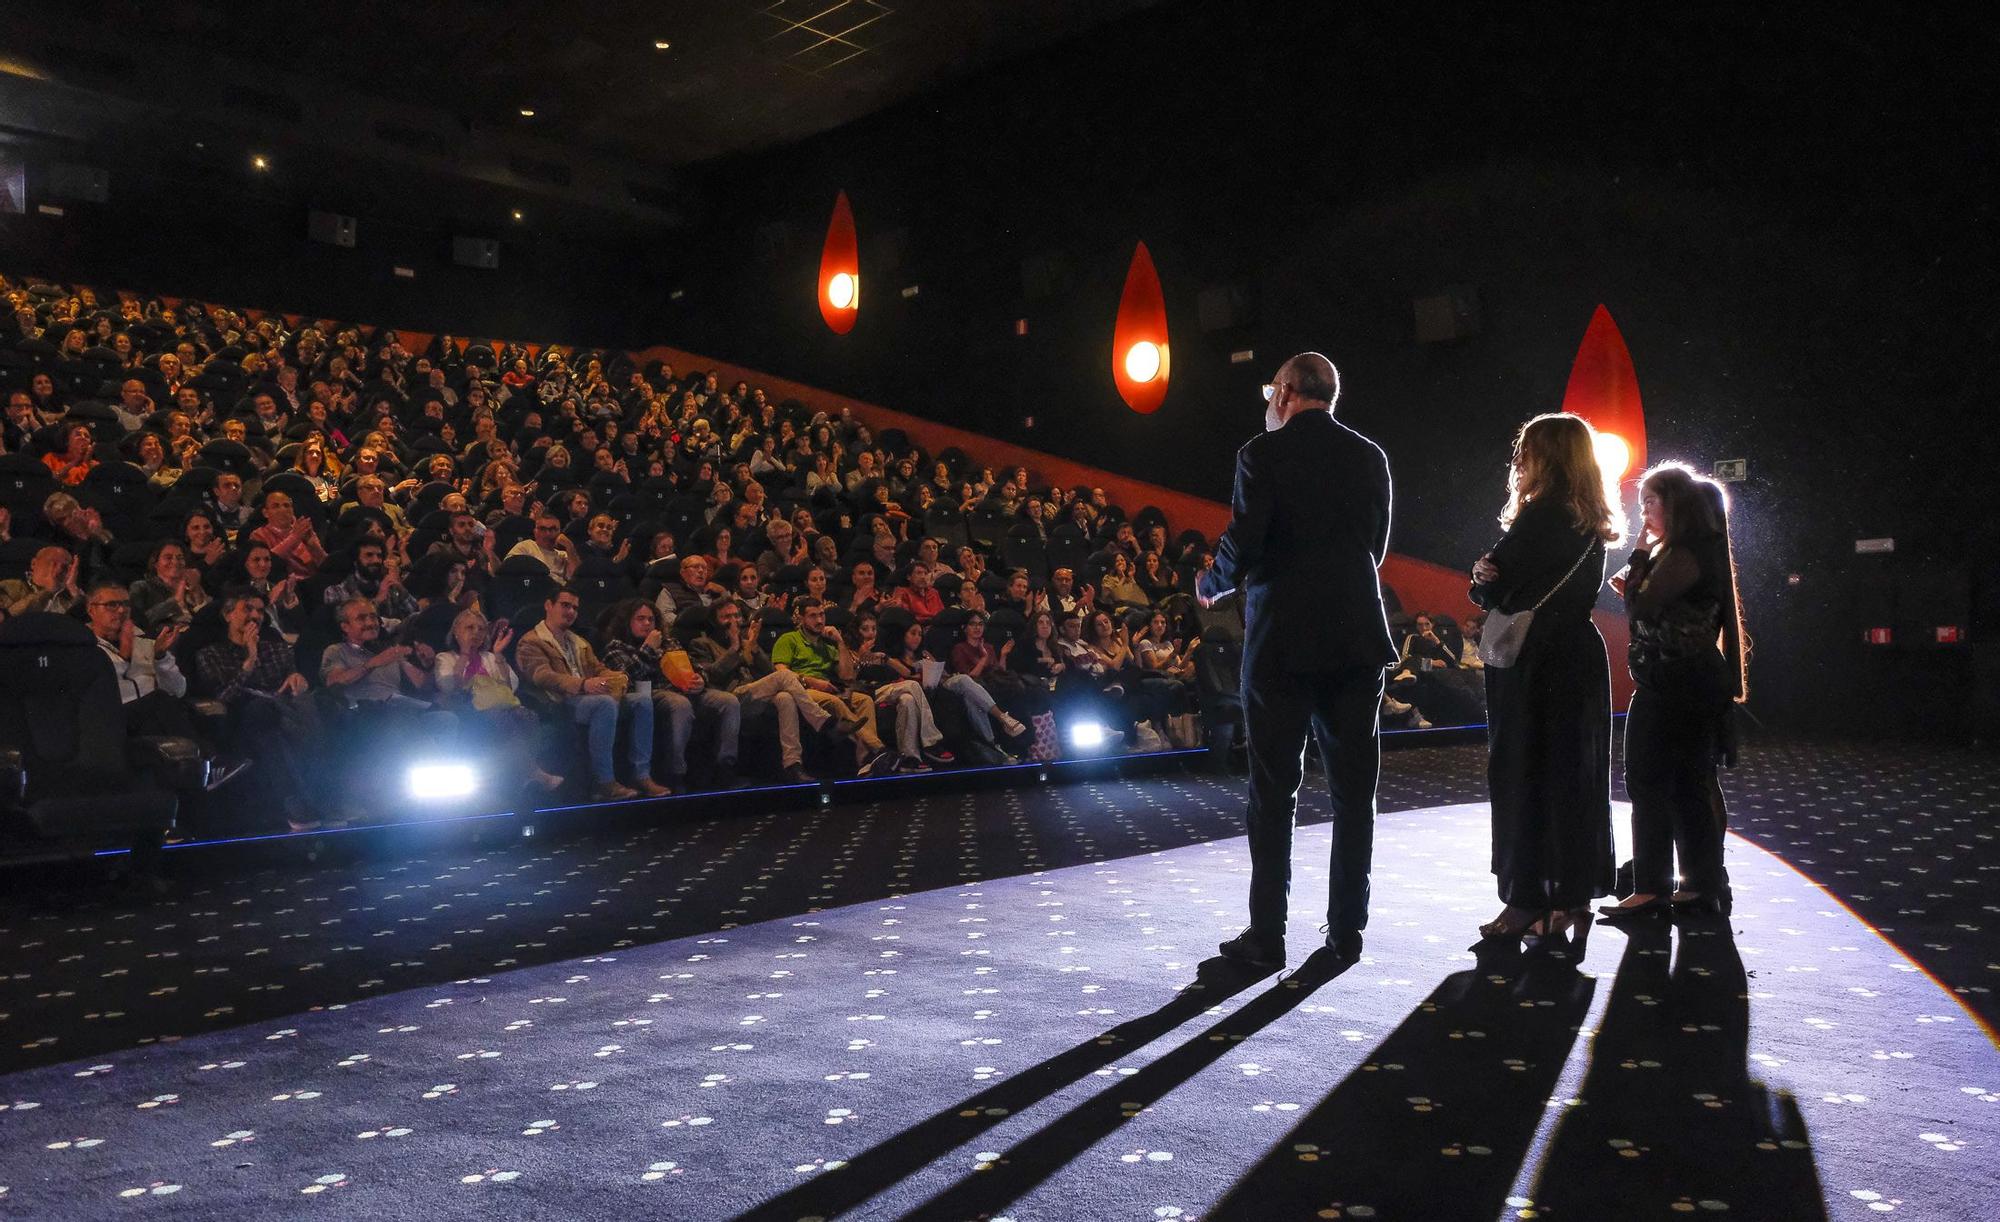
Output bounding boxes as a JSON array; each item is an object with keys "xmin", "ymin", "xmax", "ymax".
[{"xmin": 0, "ymin": 613, "xmax": 199, "ymax": 853}]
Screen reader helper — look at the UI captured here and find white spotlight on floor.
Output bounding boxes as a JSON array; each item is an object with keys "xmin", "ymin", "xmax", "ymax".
[
  {"xmin": 1068, "ymin": 720, "xmax": 1108, "ymax": 751},
  {"xmin": 407, "ymin": 761, "xmax": 478, "ymax": 800}
]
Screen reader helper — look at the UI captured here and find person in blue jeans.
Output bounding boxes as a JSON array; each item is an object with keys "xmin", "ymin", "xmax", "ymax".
[
  {"xmin": 516, "ymin": 589, "xmax": 670, "ymax": 801},
  {"xmin": 596, "ymin": 597, "xmax": 743, "ymax": 792}
]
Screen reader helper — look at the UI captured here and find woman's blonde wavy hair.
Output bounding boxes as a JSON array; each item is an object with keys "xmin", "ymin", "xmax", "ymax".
[{"xmin": 1501, "ymin": 412, "xmax": 1626, "ymax": 545}]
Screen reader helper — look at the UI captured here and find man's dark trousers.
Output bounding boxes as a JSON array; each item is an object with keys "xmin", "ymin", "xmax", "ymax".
[{"xmin": 1243, "ymin": 662, "xmax": 1384, "ymax": 940}]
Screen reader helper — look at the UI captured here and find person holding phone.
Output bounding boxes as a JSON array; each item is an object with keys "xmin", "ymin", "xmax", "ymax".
[{"xmin": 1599, "ymin": 464, "xmax": 1748, "ymax": 920}]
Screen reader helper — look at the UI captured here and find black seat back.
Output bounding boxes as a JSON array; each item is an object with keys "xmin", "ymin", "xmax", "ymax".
[{"xmin": 0, "ymin": 613, "xmax": 132, "ymax": 796}]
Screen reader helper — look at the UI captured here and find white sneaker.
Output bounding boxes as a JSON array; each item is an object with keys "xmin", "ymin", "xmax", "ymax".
[
  {"xmin": 1383, "ymin": 696, "xmax": 1413, "ymax": 715},
  {"xmin": 995, "ymin": 714, "xmax": 1027, "ymax": 738}
]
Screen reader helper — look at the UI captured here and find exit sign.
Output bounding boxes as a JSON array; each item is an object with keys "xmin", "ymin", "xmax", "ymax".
[{"xmin": 1713, "ymin": 459, "xmax": 1747, "ymax": 483}]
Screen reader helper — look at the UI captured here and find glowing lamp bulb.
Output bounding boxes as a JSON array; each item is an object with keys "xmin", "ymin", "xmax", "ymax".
[
  {"xmin": 1124, "ymin": 340, "xmax": 1163, "ymax": 384},
  {"xmin": 827, "ymin": 272, "xmax": 857, "ymax": 311},
  {"xmin": 1593, "ymin": 431, "xmax": 1632, "ymax": 480}
]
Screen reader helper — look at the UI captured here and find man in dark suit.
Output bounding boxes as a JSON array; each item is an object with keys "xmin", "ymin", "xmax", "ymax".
[{"xmin": 1197, "ymin": 352, "xmax": 1394, "ymax": 969}]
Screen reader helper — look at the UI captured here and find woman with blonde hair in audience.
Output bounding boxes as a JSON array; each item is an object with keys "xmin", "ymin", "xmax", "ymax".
[
  {"xmin": 435, "ymin": 607, "xmax": 566, "ymax": 793},
  {"xmin": 1600, "ymin": 463, "xmax": 1748, "ymax": 921},
  {"xmin": 1469, "ymin": 412, "xmax": 1622, "ymax": 941}
]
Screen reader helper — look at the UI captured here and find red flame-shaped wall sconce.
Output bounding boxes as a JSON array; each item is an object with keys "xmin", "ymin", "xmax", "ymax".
[
  {"xmin": 1560, "ymin": 304, "xmax": 1648, "ymax": 482},
  {"xmin": 1111, "ymin": 241, "xmax": 1170, "ymax": 414},
  {"xmin": 818, "ymin": 190, "xmax": 859, "ymax": 334}
]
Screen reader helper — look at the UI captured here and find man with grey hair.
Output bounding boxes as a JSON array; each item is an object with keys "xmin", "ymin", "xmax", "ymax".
[{"xmin": 1198, "ymin": 351, "xmax": 1394, "ymax": 970}]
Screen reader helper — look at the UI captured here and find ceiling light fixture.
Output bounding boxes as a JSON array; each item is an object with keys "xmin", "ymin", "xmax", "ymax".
[
  {"xmin": 512, "ymin": 209, "xmax": 524, "ymax": 222},
  {"xmin": 654, "ymin": 40, "xmax": 671, "ymax": 50},
  {"xmin": 518, "ymin": 107, "xmax": 536, "ymax": 117},
  {"xmin": 250, "ymin": 154, "xmax": 269, "ymax": 171}
]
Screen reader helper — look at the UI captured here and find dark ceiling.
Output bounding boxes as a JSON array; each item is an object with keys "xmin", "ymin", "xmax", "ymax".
[{"xmin": 9, "ymin": 0, "xmax": 1165, "ymax": 169}]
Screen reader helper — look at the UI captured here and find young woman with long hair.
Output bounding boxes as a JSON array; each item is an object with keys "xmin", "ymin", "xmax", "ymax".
[
  {"xmin": 1469, "ymin": 412, "xmax": 1624, "ymax": 941},
  {"xmin": 1599, "ymin": 463, "xmax": 1748, "ymax": 919}
]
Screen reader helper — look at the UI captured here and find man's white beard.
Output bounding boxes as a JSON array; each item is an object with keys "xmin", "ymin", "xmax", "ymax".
[{"xmin": 1263, "ymin": 403, "xmax": 1283, "ymax": 433}]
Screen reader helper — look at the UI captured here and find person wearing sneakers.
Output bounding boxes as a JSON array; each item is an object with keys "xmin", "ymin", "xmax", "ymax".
[
  {"xmin": 686, "ymin": 602, "xmax": 849, "ymax": 784},
  {"xmin": 771, "ymin": 599, "xmax": 896, "ymax": 777},
  {"xmin": 516, "ymin": 588, "xmax": 671, "ymax": 801},
  {"xmin": 945, "ymin": 610, "xmax": 1030, "ymax": 755}
]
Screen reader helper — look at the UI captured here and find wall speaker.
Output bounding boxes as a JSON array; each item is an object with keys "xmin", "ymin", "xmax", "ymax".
[
  {"xmin": 452, "ymin": 236, "xmax": 500, "ymax": 270},
  {"xmin": 307, "ymin": 210, "xmax": 357, "ymax": 248},
  {"xmin": 1197, "ymin": 281, "xmax": 1254, "ymax": 333},
  {"xmin": 48, "ymin": 163, "xmax": 110, "ymax": 204},
  {"xmin": 1021, "ymin": 253, "xmax": 1073, "ymax": 300},
  {"xmin": 1414, "ymin": 284, "xmax": 1482, "ymax": 343}
]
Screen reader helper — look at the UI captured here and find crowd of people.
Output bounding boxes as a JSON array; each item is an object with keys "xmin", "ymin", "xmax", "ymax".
[
  {"xmin": 1381, "ymin": 608, "xmax": 1489, "ymax": 729},
  {"xmin": 0, "ymin": 276, "xmax": 1237, "ymax": 834}
]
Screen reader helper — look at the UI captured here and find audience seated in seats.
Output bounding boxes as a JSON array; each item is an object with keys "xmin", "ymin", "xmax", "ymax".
[
  {"xmin": 129, "ymin": 539, "xmax": 207, "ymax": 630},
  {"xmin": 0, "ymin": 271, "xmax": 1234, "ymax": 832},
  {"xmin": 890, "ymin": 560, "xmax": 944, "ymax": 624},
  {"xmin": 686, "ymin": 601, "xmax": 843, "ymax": 785},
  {"xmin": 193, "ymin": 588, "xmax": 336, "ymax": 831},
  {"xmin": 249, "ymin": 490, "xmax": 326, "ymax": 579},
  {"xmin": 433, "ymin": 607, "xmax": 564, "ymax": 793},
  {"xmin": 321, "ymin": 537, "xmax": 418, "ymax": 632},
  {"xmin": 847, "ymin": 612, "xmax": 952, "ymax": 772},
  {"xmin": 771, "ymin": 597, "xmax": 894, "ymax": 777},
  {"xmin": 2, "ymin": 544, "xmax": 83, "ymax": 617},
  {"xmin": 515, "ymin": 588, "xmax": 669, "ymax": 801},
  {"xmin": 946, "ymin": 610, "xmax": 1031, "ymax": 753},
  {"xmin": 84, "ymin": 580, "xmax": 199, "ymax": 740},
  {"xmin": 507, "ymin": 513, "xmax": 576, "ymax": 582},
  {"xmin": 596, "ymin": 597, "xmax": 742, "ymax": 792},
  {"xmin": 1097, "ymin": 552, "xmax": 1147, "ymax": 610}
]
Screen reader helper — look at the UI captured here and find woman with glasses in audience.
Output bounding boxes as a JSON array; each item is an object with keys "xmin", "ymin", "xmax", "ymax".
[
  {"xmin": 1600, "ymin": 464, "xmax": 1748, "ymax": 920},
  {"xmin": 1469, "ymin": 412, "xmax": 1622, "ymax": 942}
]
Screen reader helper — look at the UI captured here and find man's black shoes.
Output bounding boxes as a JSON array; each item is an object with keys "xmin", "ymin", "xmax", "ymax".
[
  {"xmin": 1325, "ymin": 928, "xmax": 1364, "ymax": 966},
  {"xmin": 1218, "ymin": 928, "xmax": 1285, "ymax": 970}
]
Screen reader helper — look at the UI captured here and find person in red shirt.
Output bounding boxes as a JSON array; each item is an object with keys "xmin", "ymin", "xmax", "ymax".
[{"xmin": 890, "ymin": 560, "xmax": 944, "ymax": 625}]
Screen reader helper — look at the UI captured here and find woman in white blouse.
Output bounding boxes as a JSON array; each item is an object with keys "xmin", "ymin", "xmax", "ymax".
[{"xmin": 435, "ymin": 608, "xmax": 564, "ymax": 792}]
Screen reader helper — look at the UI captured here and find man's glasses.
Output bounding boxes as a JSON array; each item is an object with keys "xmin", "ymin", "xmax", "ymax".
[
  {"xmin": 1261, "ymin": 383, "xmax": 1282, "ymax": 403},
  {"xmin": 90, "ymin": 598, "xmax": 132, "ymax": 609}
]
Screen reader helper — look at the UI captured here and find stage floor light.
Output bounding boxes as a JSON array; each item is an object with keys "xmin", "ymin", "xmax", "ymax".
[
  {"xmin": 1068, "ymin": 720, "xmax": 1109, "ymax": 751},
  {"xmin": 407, "ymin": 761, "xmax": 478, "ymax": 800}
]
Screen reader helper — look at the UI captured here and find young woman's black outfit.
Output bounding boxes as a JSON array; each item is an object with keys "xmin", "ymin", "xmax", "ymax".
[
  {"xmin": 1619, "ymin": 531, "xmax": 1739, "ymax": 908},
  {"xmin": 1469, "ymin": 497, "xmax": 1615, "ymax": 915}
]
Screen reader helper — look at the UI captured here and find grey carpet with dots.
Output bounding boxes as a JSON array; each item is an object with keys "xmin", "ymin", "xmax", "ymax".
[{"xmin": 0, "ymin": 737, "xmax": 1994, "ymax": 1218}]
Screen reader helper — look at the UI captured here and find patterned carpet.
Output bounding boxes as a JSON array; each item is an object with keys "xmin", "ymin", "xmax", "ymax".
[{"xmin": 0, "ymin": 737, "xmax": 1994, "ymax": 1219}]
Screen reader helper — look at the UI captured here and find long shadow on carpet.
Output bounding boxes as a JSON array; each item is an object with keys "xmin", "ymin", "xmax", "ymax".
[
  {"xmin": 736, "ymin": 955, "xmax": 1304, "ymax": 1221},
  {"xmin": 1204, "ymin": 935, "xmax": 1595, "ymax": 1220}
]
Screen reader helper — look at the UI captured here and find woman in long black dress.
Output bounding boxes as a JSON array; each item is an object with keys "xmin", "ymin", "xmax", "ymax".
[
  {"xmin": 1599, "ymin": 463, "xmax": 1747, "ymax": 920},
  {"xmin": 1470, "ymin": 412, "xmax": 1624, "ymax": 940}
]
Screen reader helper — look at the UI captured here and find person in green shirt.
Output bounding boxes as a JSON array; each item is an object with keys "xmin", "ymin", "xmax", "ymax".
[{"xmin": 772, "ymin": 598, "xmax": 893, "ymax": 776}]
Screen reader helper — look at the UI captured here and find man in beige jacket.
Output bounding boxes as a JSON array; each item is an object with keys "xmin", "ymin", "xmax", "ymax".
[{"xmin": 516, "ymin": 587, "xmax": 670, "ymax": 801}]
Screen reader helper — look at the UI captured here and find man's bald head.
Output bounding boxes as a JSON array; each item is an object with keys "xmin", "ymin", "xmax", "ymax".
[
  {"xmin": 1264, "ymin": 352, "xmax": 1341, "ymax": 431},
  {"xmin": 1276, "ymin": 352, "xmax": 1340, "ymax": 407}
]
